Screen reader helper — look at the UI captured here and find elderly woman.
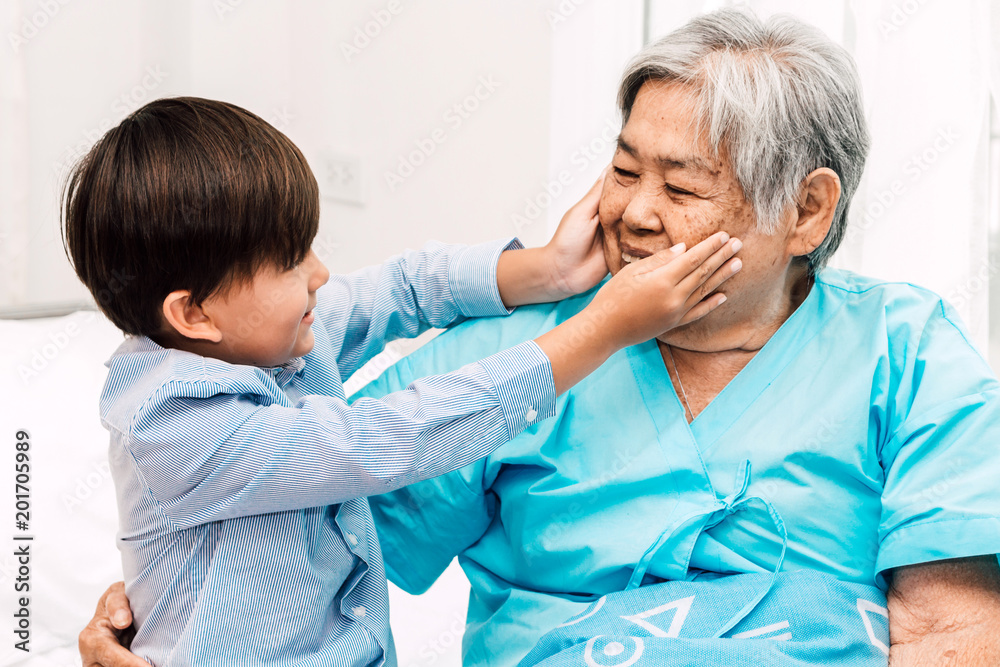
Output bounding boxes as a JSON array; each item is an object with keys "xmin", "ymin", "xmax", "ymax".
[{"xmin": 83, "ymin": 8, "xmax": 1000, "ymax": 667}]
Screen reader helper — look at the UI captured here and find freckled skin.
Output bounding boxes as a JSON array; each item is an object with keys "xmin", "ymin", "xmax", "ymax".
[{"xmin": 599, "ymin": 80, "xmax": 808, "ymax": 353}]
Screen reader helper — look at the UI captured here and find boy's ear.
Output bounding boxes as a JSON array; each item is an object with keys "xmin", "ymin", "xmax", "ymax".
[
  {"xmin": 161, "ymin": 291, "xmax": 223, "ymax": 342},
  {"xmin": 787, "ymin": 167, "xmax": 841, "ymax": 258}
]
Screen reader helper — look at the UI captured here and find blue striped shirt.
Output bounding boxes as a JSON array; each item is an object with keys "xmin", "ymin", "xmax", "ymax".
[{"xmin": 101, "ymin": 238, "xmax": 556, "ymax": 666}]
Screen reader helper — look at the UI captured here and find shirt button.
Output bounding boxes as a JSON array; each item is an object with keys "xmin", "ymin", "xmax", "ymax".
[
  {"xmin": 345, "ymin": 533, "xmax": 358, "ymax": 546},
  {"xmin": 352, "ymin": 606, "xmax": 367, "ymax": 617},
  {"xmin": 525, "ymin": 407, "xmax": 537, "ymax": 423}
]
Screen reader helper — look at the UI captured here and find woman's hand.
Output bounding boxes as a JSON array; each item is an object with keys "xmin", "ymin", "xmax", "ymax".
[
  {"xmin": 496, "ymin": 170, "xmax": 610, "ymax": 307},
  {"xmin": 79, "ymin": 582, "xmax": 148, "ymax": 667},
  {"xmin": 541, "ymin": 169, "xmax": 610, "ymax": 297}
]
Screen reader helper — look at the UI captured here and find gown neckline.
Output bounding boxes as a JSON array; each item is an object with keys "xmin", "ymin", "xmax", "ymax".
[{"xmin": 625, "ymin": 271, "xmax": 842, "ymax": 454}]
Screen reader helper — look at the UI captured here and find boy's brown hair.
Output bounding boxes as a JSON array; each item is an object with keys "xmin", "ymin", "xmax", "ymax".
[{"xmin": 61, "ymin": 96, "xmax": 319, "ymax": 337}]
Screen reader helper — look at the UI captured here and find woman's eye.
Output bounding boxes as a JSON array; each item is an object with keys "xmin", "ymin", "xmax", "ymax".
[
  {"xmin": 613, "ymin": 167, "xmax": 638, "ymax": 181},
  {"xmin": 665, "ymin": 184, "xmax": 693, "ymax": 196}
]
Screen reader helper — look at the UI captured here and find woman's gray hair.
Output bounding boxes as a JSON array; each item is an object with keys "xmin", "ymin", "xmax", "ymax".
[{"xmin": 618, "ymin": 8, "xmax": 870, "ymax": 270}]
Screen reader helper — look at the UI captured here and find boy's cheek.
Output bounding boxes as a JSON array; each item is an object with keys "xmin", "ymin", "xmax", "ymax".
[{"xmin": 297, "ymin": 330, "xmax": 316, "ymax": 354}]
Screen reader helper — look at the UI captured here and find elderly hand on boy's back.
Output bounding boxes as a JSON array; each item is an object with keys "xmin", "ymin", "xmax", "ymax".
[{"xmin": 79, "ymin": 582, "xmax": 147, "ymax": 667}]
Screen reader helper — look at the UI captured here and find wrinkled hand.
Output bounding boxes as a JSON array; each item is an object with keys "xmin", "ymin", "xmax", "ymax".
[
  {"xmin": 79, "ymin": 582, "xmax": 148, "ymax": 667},
  {"xmin": 542, "ymin": 169, "xmax": 610, "ymax": 297}
]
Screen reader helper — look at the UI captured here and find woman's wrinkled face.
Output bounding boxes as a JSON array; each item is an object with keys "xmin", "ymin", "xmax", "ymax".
[{"xmin": 600, "ymin": 80, "xmax": 793, "ymax": 344}]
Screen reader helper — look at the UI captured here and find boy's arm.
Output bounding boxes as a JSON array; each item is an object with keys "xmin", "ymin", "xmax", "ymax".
[
  {"xmin": 316, "ymin": 238, "xmax": 521, "ymax": 382},
  {"xmin": 129, "ymin": 232, "xmax": 740, "ymax": 528},
  {"xmin": 127, "ymin": 340, "xmax": 554, "ymax": 528},
  {"xmin": 318, "ymin": 172, "xmax": 610, "ymax": 380}
]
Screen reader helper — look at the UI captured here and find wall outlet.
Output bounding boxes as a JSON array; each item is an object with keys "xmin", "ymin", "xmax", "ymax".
[{"xmin": 319, "ymin": 152, "xmax": 364, "ymax": 206}]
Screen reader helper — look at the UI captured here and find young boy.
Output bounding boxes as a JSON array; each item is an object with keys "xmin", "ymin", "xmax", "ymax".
[{"xmin": 63, "ymin": 97, "xmax": 740, "ymax": 665}]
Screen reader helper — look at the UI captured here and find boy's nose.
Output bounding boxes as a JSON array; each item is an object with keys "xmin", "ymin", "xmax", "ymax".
[{"xmin": 310, "ymin": 253, "xmax": 331, "ymax": 290}]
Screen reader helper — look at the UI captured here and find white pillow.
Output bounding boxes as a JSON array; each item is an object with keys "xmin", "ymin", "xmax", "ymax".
[{"xmin": 0, "ymin": 310, "xmax": 125, "ymax": 663}]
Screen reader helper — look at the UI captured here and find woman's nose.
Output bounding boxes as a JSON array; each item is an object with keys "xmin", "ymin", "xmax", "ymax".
[{"xmin": 621, "ymin": 191, "xmax": 663, "ymax": 233}]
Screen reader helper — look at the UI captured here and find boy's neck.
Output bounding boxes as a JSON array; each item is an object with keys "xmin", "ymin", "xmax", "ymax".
[{"xmin": 149, "ymin": 330, "xmax": 291, "ymax": 369}]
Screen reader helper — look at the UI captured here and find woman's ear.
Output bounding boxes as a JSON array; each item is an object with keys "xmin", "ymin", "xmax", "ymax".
[
  {"xmin": 161, "ymin": 290, "xmax": 223, "ymax": 342},
  {"xmin": 788, "ymin": 168, "xmax": 842, "ymax": 258}
]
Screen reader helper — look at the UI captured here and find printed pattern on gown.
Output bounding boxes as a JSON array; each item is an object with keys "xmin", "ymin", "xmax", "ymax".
[{"xmin": 519, "ymin": 570, "xmax": 889, "ymax": 667}]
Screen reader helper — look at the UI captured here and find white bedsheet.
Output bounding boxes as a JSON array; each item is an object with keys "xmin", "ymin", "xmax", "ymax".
[{"xmin": 0, "ymin": 311, "xmax": 466, "ymax": 666}]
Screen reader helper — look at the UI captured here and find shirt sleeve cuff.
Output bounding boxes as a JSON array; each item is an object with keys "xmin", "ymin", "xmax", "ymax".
[
  {"xmin": 448, "ymin": 237, "xmax": 524, "ymax": 318},
  {"xmin": 477, "ymin": 340, "xmax": 556, "ymax": 441},
  {"xmin": 874, "ymin": 517, "xmax": 1000, "ymax": 590}
]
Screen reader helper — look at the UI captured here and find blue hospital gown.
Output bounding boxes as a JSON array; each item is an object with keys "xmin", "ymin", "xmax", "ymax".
[{"xmin": 358, "ymin": 268, "xmax": 1000, "ymax": 667}]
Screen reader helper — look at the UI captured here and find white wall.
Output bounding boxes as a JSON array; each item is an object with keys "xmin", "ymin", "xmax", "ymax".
[
  {"xmin": 1, "ymin": 0, "xmax": 555, "ymax": 312},
  {"xmin": 544, "ymin": 0, "xmax": 645, "ymax": 233}
]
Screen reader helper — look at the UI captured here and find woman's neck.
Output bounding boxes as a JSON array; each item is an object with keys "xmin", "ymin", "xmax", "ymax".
[
  {"xmin": 660, "ymin": 260, "xmax": 812, "ymax": 355},
  {"xmin": 658, "ymin": 262, "xmax": 814, "ymax": 421}
]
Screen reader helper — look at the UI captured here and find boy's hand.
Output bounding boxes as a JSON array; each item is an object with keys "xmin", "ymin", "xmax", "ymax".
[
  {"xmin": 496, "ymin": 171, "xmax": 609, "ymax": 308},
  {"xmin": 540, "ymin": 169, "xmax": 609, "ymax": 297},
  {"xmin": 79, "ymin": 582, "xmax": 148, "ymax": 666},
  {"xmin": 535, "ymin": 231, "xmax": 741, "ymax": 394},
  {"xmin": 587, "ymin": 231, "xmax": 741, "ymax": 348}
]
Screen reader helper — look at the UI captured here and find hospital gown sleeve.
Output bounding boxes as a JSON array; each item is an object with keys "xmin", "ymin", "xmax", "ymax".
[
  {"xmin": 355, "ymin": 300, "xmax": 565, "ymax": 593},
  {"xmin": 875, "ymin": 296, "xmax": 1000, "ymax": 587},
  {"xmin": 315, "ymin": 238, "xmax": 520, "ymax": 381},
  {"xmin": 353, "ymin": 349, "xmax": 493, "ymax": 594}
]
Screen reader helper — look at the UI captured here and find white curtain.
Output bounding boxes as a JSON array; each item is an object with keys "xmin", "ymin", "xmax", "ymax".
[
  {"xmin": 0, "ymin": 0, "xmax": 30, "ymax": 307},
  {"xmin": 550, "ymin": 0, "xmax": 996, "ymax": 356},
  {"xmin": 545, "ymin": 1, "xmax": 646, "ymax": 234},
  {"xmin": 833, "ymin": 0, "xmax": 993, "ymax": 353}
]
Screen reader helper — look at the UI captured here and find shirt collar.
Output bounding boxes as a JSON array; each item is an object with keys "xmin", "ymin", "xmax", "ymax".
[
  {"xmin": 107, "ymin": 335, "xmax": 306, "ymax": 387},
  {"xmin": 268, "ymin": 356, "xmax": 307, "ymax": 387}
]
